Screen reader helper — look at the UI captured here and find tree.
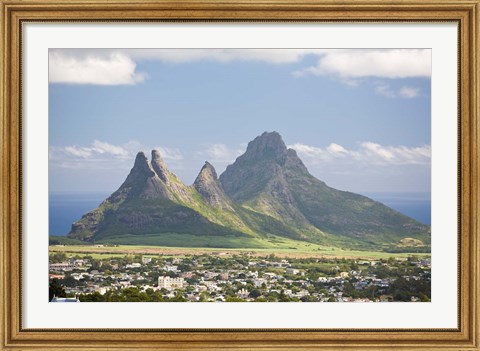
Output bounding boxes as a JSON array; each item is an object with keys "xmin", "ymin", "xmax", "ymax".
[
  {"xmin": 49, "ymin": 279, "xmax": 65, "ymax": 301},
  {"xmin": 61, "ymin": 275, "xmax": 78, "ymax": 288},
  {"xmin": 249, "ymin": 289, "xmax": 262, "ymax": 299},
  {"xmin": 49, "ymin": 252, "xmax": 67, "ymax": 263}
]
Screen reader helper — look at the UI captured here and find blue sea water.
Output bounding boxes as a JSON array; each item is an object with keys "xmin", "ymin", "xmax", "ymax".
[
  {"xmin": 49, "ymin": 191, "xmax": 431, "ymax": 236},
  {"xmin": 49, "ymin": 192, "xmax": 110, "ymax": 236},
  {"xmin": 361, "ymin": 192, "xmax": 431, "ymax": 225}
]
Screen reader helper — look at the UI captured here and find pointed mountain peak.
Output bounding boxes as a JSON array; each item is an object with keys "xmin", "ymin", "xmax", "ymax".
[
  {"xmin": 244, "ymin": 131, "xmax": 287, "ymax": 163},
  {"xmin": 194, "ymin": 162, "xmax": 232, "ymax": 209},
  {"xmin": 134, "ymin": 151, "xmax": 147, "ymax": 163},
  {"xmin": 197, "ymin": 161, "xmax": 218, "ymax": 180},
  {"xmin": 285, "ymin": 148, "xmax": 309, "ymax": 174},
  {"xmin": 132, "ymin": 152, "xmax": 156, "ymax": 177},
  {"xmin": 194, "ymin": 162, "xmax": 218, "ymax": 187},
  {"xmin": 151, "ymin": 149, "xmax": 170, "ymax": 182}
]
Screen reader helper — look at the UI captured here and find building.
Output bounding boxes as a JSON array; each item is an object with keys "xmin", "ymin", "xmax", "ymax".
[
  {"xmin": 142, "ymin": 256, "xmax": 152, "ymax": 264},
  {"xmin": 50, "ymin": 262, "xmax": 76, "ymax": 271},
  {"xmin": 158, "ymin": 276, "xmax": 185, "ymax": 290},
  {"xmin": 50, "ymin": 295, "xmax": 80, "ymax": 302},
  {"xmin": 163, "ymin": 265, "xmax": 179, "ymax": 272},
  {"xmin": 125, "ymin": 263, "xmax": 141, "ymax": 269}
]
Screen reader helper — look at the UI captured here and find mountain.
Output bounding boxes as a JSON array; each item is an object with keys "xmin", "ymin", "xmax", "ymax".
[
  {"xmin": 219, "ymin": 132, "xmax": 430, "ymax": 249},
  {"xmin": 68, "ymin": 132, "xmax": 430, "ymax": 251}
]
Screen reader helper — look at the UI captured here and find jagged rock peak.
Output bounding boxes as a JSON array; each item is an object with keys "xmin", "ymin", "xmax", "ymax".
[
  {"xmin": 194, "ymin": 162, "xmax": 219, "ymax": 188},
  {"xmin": 132, "ymin": 152, "xmax": 156, "ymax": 177},
  {"xmin": 194, "ymin": 162, "xmax": 232, "ymax": 209},
  {"xmin": 285, "ymin": 148, "xmax": 309, "ymax": 174},
  {"xmin": 151, "ymin": 149, "xmax": 170, "ymax": 182},
  {"xmin": 198, "ymin": 161, "xmax": 218, "ymax": 180},
  {"xmin": 244, "ymin": 131, "xmax": 287, "ymax": 162}
]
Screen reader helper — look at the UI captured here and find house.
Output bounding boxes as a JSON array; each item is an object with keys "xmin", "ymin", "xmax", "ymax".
[
  {"xmin": 142, "ymin": 256, "xmax": 152, "ymax": 264},
  {"xmin": 50, "ymin": 262, "xmax": 76, "ymax": 271},
  {"xmin": 286, "ymin": 268, "xmax": 299, "ymax": 275},
  {"xmin": 95, "ymin": 287, "xmax": 108, "ymax": 295},
  {"xmin": 236, "ymin": 288, "xmax": 249, "ymax": 298},
  {"xmin": 50, "ymin": 295, "xmax": 80, "ymax": 302},
  {"xmin": 163, "ymin": 265, "xmax": 179, "ymax": 272},
  {"xmin": 202, "ymin": 281, "xmax": 218, "ymax": 290},
  {"xmin": 253, "ymin": 278, "xmax": 267, "ymax": 287},
  {"xmin": 125, "ymin": 263, "xmax": 141, "ymax": 269},
  {"xmin": 158, "ymin": 276, "xmax": 185, "ymax": 290}
]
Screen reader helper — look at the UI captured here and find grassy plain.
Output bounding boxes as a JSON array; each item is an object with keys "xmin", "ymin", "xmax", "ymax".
[{"xmin": 49, "ymin": 243, "xmax": 429, "ymax": 260}]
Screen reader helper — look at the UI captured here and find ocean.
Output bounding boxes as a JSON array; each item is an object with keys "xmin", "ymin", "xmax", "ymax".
[{"xmin": 49, "ymin": 191, "xmax": 432, "ymax": 236}]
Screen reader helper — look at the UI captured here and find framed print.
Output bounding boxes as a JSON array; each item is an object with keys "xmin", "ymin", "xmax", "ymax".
[{"xmin": 0, "ymin": 0, "xmax": 479, "ymax": 350}]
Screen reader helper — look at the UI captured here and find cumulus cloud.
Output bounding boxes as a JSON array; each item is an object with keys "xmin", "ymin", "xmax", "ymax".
[
  {"xmin": 125, "ymin": 48, "xmax": 327, "ymax": 64},
  {"xmin": 294, "ymin": 49, "xmax": 431, "ymax": 79},
  {"xmin": 49, "ymin": 51, "xmax": 147, "ymax": 85},
  {"xmin": 60, "ymin": 140, "xmax": 129, "ymax": 160},
  {"xmin": 50, "ymin": 140, "xmax": 183, "ymax": 169},
  {"xmin": 290, "ymin": 141, "xmax": 430, "ymax": 166},
  {"xmin": 49, "ymin": 48, "xmax": 431, "ymax": 86}
]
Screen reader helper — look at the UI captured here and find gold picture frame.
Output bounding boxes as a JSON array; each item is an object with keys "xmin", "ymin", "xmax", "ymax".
[{"xmin": 1, "ymin": 1, "xmax": 479, "ymax": 350}]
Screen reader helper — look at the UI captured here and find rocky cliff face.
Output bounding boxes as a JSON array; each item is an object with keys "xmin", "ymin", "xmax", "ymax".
[
  {"xmin": 108, "ymin": 152, "xmax": 170, "ymax": 202},
  {"xmin": 194, "ymin": 162, "xmax": 234, "ymax": 211},
  {"xmin": 68, "ymin": 131, "xmax": 430, "ymax": 250},
  {"xmin": 220, "ymin": 131, "xmax": 430, "ymax": 246}
]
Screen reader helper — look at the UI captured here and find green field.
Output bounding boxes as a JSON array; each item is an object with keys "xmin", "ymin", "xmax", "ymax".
[{"xmin": 49, "ymin": 242, "xmax": 430, "ymax": 260}]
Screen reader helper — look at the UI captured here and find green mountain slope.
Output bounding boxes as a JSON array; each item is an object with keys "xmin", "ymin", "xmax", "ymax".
[
  {"xmin": 68, "ymin": 148, "xmax": 305, "ymax": 245},
  {"xmin": 68, "ymin": 131, "xmax": 430, "ymax": 251},
  {"xmin": 219, "ymin": 132, "xmax": 430, "ymax": 249}
]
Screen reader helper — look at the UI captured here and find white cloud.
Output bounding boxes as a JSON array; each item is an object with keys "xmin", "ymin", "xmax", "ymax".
[
  {"xmin": 49, "ymin": 52, "xmax": 147, "ymax": 85},
  {"xmin": 290, "ymin": 141, "xmax": 430, "ymax": 166},
  {"xmin": 294, "ymin": 49, "xmax": 431, "ymax": 79},
  {"xmin": 91, "ymin": 140, "xmax": 129, "ymax": 157},
  {"xmin": 375, "ymin": 83, "xmax": 421, "ymax": 99},
  {"xmin": 154, "ymin": 146, "xmax": 184, "ymax": 161},
  {"xmin": 200, "ymin": 143, "xmax": 244, "ymax": 163},
  {"xmin": 399, "ymin": 86, "xmax": 421, "ymax": 98},
  {"xmin": 327, "ymin": 143, "xmax": 348, "ymax": 155},
  {"xmin": 60, "ymin": 140, "xmax": 130, "ymax": 160},
  {"xmin": 375, "ymin": 84, "xmax": 397, "ymax": 98},
  {"xmin": 63, "ymin": 146, "xmax": 93, "ymax": 158},
  {"xmin": 50, "ymin": 140, "xmax": 184, "ymax": 169},
  {"xmin": 361, "ymin": 142, "xmax": 395, "ymax": 161},
  {"xmin": 49, "ymin": 48, "xmax": 431, "ymax": 86},
  {"xmin": 125, "ymin": 48, "xmax": 327, "ymax": 64}
]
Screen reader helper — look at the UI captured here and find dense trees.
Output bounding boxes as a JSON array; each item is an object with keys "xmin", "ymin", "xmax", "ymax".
[{"xmin": 49, "ymin": 279, "xmax": 66, "ymax": 301}]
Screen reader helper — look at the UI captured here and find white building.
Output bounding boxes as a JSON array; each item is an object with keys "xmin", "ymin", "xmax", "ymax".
[
  {"xmin": 50, "ymin": 262, "xmax": 76, "ymax": 271},
  {"xmin": 253, "ymin": 278, "xmax": 267, "ymax": 287},
  {"xmin": 50, "ymin": 295, "xmax": 80, "ymax": 302},
  {"xmin": 125, "ymin": 263, "xmax": 141, "ymax": 269},
  {"xmin": 95, "ymin": 287, "xmax": 108, "ymax": 295},
  {"xmin": 202, "ymin": 281, "xmax": 218, "ymax": 290},
  {"xmin": 237, "ymin": 288, "xmax": 249, "ymax": 298},
  {"xmin": 158, "ymin": 276, "xmax": 185, "ymax": 290},
  {"xmin": 163, "ymin": 265, "xmax": 179, "ymax": 272}
]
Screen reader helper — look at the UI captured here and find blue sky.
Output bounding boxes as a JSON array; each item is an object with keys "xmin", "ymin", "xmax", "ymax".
[{"xmin": 49, "ymin": 49, "xmax": 431, "ymax": 194}]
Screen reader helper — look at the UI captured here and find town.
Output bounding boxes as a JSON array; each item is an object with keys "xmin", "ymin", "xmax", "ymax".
[{"xmin": 49, "ymin": 250, "xmax": 431, "ymax": 302}]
